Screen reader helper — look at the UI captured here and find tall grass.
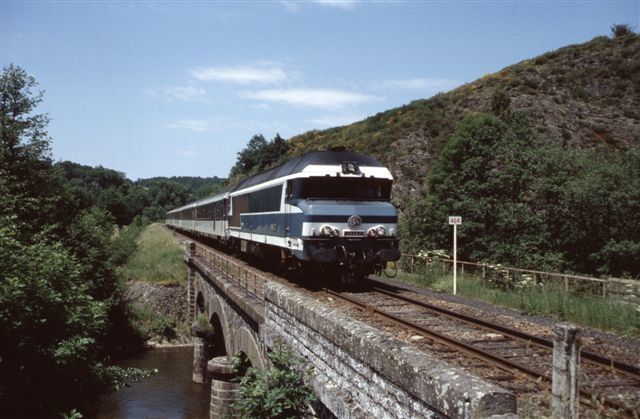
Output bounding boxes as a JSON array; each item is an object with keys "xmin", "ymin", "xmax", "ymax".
[
  {"xmin": 121, "ymin": 223, "xmax": 184, "ymax": 285},
  {"xmin": 396, "ymin": 269, "xmax": 639, "ymax": 337}
]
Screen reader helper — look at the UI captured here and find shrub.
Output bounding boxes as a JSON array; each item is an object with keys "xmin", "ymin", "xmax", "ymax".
[
  {"xmin": 490, "ymin": 87, "xmax": 511, "ymax": 118},
  {"xmin": 234, "ymin": 346, "xmax": 315, "ymax": 418},
  {"xmin": 611, "ymin": 23, "xmax": 634, "ymax": 38}
]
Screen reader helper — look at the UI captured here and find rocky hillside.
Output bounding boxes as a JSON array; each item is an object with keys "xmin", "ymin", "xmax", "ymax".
[{"xmin": 286, "ymin": 31, "xmax": 640, "ymax": 206}]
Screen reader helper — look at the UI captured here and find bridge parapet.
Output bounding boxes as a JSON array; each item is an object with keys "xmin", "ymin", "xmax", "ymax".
[{"xmin": 262, "ymin": 281, "xmax": 517, "ymax": 419}]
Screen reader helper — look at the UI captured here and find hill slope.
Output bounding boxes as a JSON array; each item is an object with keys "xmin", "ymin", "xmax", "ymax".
[{"xmin": 286, "ymin": 32, "xmax": 640, "ymax": 205}]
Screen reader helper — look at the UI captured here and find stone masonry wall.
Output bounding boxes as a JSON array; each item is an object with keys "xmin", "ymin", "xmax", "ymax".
[{"xmin": 263, "ymin": 282, "xmax": 517, "ymax": 419}]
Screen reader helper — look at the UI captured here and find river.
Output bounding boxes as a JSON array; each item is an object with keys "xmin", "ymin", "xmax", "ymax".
[{"xmin": 95, "ymin": 347, "xmax": 210, "ymax": 418}]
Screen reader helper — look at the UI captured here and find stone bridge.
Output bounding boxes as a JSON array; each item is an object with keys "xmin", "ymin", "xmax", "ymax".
[{"xmin": 184, "ymin": 242, "xmax": 517, "ymax": 419}]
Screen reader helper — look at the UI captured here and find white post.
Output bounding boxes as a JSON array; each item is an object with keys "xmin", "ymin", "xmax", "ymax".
[
  {"xmin": 449, "ymin": 216, "xmax": 461, "ymax": 295},
  {"xmin": 453, "ymin": 223, "xmax": 457, "ymax": 295},
  {"xmin": 552, "ymin": 324, "xmax": 581, "ymax": 419}
]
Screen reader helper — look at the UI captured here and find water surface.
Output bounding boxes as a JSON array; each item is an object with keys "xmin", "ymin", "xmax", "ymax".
[{"xmin": 96, "ymin": 347, "xmax": 210, "ymax": 418}]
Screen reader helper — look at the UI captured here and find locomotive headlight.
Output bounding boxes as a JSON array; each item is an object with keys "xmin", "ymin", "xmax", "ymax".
[
  {"xmin": 320, "ymin": 225, "xmax": 340, "ymax": 237},
  {"xmin": 367, "ymin": 225, "xmax": 386, "ymax": 237}
]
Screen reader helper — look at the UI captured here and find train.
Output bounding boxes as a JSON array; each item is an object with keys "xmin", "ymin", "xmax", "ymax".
[{"xmin": 166, "ymin": 149, "xmax": 400, "ymax": 281}]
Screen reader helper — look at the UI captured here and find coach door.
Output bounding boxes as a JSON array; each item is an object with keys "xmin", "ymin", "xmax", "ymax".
[{"xmin": 284, "ymin": 181, "xmax": 292, "ymax": 237}]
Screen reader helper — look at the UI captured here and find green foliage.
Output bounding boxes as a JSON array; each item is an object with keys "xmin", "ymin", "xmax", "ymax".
[
  {"xmin": 234, "ymin": 347, "xmax": 315, "ymax": 418},
  {"xmin": 401, "ymin": 113, "xmax": 640, "ymax": 277},
  {"xmin": 490, "ymin": 86, "xmax": 511, "ymax": 118},
  {"xmin": 193, "ymin": 313, "xmax": 214, "ymax": 337},
  {"xmin": 230, "ymin": 133, "xmax": 290, "ymax": 179},
  {"xmin": 0, "ymin": 64, "xmax": 63, "ymax": 241},
  {"xmin": 128, "ymin": 304, "xmax": 177, "ymax": 341},
  {"xmin": 57, "ymin": 161, "xmax": 227, "ymax": 224},
  {"xmin": 611, "ymin": 23, "xmax": 635, "ymax": 38},
  {"xmin": 0, "ymin": 223, "xmax": 108, "ymax": 416},
  {"xmin": 0, "ymin": 65, "xmax": 151, "ymax": 416},
  {"xmin": 61, "ymin": 409, "xmax": 84, "ymax": 419},
  {"xmin": 97, "ymin": 364, "xmax": 156, "ymax": 392}
]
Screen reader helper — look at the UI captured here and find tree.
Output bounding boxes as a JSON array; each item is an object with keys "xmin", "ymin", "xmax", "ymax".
[
  {"xmin": 403, "ymin": 113, "xmax": 564, "ymax": 270},
  {"xmin": 0, "ymin": 65, "xmax": 151, "ymax": 416},
  {"xmin": 0, "ymin": 223, "xmax": 108, "ymax": 416},
  {"xmin": 402, "ymin": 112, "xmax": 640, "ymax": 277},
  {"xmin": 264, "ymin": 133, "xmax": 289, "ymax": 167},
  {"xmin": 0, "ymin": 64, "xmax": 61, "ymax": 240},
  {"xmin": 0, "ymin": 64, "xmax": 50, "ymax": 169},
  {"xmin": 229, "ymin": 133, "xmax": 290, "ymax": 179},
  {"xmin": 231, "ymin": 134, "xmax": 269, "ymax": 177}
]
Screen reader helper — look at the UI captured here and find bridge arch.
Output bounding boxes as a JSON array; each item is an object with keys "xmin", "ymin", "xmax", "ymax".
[
  {"xmin": 208, "ymin": 312, "xmax": 227, "ymax": 357},
  {"xmin": 196, "ymin": 292, "xmax": 205, "ymax": 315},
  {"xmin": 232, "ymin": 326, "xmax": 266, "ymax": 370},
  {"xmin": 191, "ymin": 269, "xmax": 267, "ymax": 371}
]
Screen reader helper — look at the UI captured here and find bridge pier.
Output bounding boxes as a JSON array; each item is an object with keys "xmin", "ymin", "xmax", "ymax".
[
  {"xmin": 192, "ymin": 333, "xmax": 208, "ymax": 384},
  {"xmin": 208, "ymin": 356, "xmax": 240, "ymax": 418}
]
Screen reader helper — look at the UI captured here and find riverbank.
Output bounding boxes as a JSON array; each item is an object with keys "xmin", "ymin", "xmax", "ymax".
[
  {"xmin": 125, "ymin": 279, "xmax": 192, "ymax": 345},
  {"xmin": 122, "ymin": 224, "xmax": 192, "ymax": 346}
]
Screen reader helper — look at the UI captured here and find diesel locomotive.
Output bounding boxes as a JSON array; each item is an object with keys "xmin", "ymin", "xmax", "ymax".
[{"xmin": 166, "ymin": 149, "xmax": 400, "ymax": 280}]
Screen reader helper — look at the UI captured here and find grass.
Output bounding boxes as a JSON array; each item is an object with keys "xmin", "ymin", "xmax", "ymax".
[
  {"xmin": 121, "ymin": 223, "xmax": 185, "ymax": 285},
  {"xmin": 129, "ymin": 303, "xmax": 177, "ymax": 341},
  {"xmin": 395, "ymin": 268, "xmax": 639, "ymax": 337}
]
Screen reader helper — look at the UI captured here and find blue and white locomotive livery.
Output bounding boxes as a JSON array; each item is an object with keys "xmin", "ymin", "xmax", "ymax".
[{"xmin": 166, "ymin": 149, "xmax": 400, "ymax": 279}]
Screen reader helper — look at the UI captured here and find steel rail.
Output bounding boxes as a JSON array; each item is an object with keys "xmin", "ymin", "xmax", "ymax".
[
  {"xmin": 322, "ymin": 287, "xmax": 549, "ymax": 382},
  {"xmin": 355, "ymin": 285, "xmax": 639, "ymax": 417},
  {"xmin": 371, "ymin": 285, "xmax": 640, "ymax": 381}
]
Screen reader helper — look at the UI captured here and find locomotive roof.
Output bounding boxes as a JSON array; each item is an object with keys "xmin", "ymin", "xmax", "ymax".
[{"xmin": 230, "ymin": 150, "xmax": 384, "ymax": 192}]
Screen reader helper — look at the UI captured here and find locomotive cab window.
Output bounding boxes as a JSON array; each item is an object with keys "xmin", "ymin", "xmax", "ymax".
[{"xmin": 290, "ymin": 177, "xmax": 391, "ymax": 201}]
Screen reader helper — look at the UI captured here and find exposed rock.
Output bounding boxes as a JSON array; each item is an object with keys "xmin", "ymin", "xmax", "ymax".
[{"xmin": 126, "ymin": 280, "xmax": 187, "ymax": 322}]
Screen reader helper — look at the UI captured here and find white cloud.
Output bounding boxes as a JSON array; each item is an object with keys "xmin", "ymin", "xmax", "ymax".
[
  {"xmin": 313, "ymin": 0, "xmax": 358, "ymax": 9},
  {"xmin": 378, "ymin": 78, "xmax": 461, "ymax": 92},
  {"xmin": 147, "ymin": 85, "xmax": 207, "ymax": 101},
  {"xmin": 190, "ymin": 65, "xmax": 287, "ymax": 85},
  {"xmin": 280, "ymin": 0, "xmax": 358, "ymax": 11},
  {"xmin": 166, "ymin": 119, "xmax": 211, "ymax": 132},
  {"xmin": 279, "ymin": 1, "xmax": 301, "ymax": 12},
  {"xmin": 241, "ymin": 88, "xmax": 378, "ymax": 109},
  {"xmin": 309, "ymin": 114, "xmax": 366, "ymax": 127}
]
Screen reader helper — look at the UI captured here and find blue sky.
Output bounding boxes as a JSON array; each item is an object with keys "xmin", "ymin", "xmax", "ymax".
[{"xmin": 1, "ymin": 1, "xmax": 638, "ymax": 180}]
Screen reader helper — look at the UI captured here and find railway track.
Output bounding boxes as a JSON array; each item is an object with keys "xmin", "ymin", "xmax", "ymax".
[
  {"xmin": 171, "ymin": 229, "xmax": 640, "ymax": 417},
  {"xmin": 324, "ymin": 285, "xmax": 640, "ymax": 417}
]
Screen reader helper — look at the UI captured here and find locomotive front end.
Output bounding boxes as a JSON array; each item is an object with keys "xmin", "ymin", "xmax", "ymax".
[{"xmin": 285, "ymin": 155, "xmax": 400, "ymax": 279}]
